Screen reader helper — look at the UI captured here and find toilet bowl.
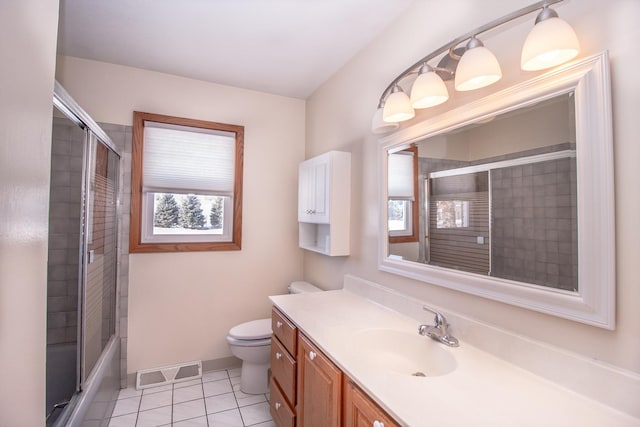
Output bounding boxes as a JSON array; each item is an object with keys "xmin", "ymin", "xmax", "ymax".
[{"xmin": 226, "ymin": 281, "xmax": 322, "ymax": 394}]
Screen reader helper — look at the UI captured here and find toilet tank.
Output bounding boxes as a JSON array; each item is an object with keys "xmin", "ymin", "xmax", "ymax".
[{"xmin": 288, "ymin": 281, "xmax": 322, "ymax": 294}]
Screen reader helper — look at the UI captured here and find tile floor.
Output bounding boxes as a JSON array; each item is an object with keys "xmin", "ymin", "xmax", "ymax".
[{"xmin": 108, "ymin": 368, "xmax": 275, "ymax": 427}]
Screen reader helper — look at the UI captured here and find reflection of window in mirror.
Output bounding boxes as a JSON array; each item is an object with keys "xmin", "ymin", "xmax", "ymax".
[
  {"xmin": 436, "ymin": 201, "xmax": 469, "ymax": 228},
  {"xmin": 388, "ymin": 146, "xmax": 418, "ymax": 243}
]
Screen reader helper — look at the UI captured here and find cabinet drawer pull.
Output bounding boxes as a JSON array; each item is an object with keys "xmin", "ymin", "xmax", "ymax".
[
  {"xmin": 373, "ymin": 421, "xmax": 384, "ymax": 427},
  {"xmin": 276, "ymin": 321, "xmax": 283, "ymax": 328},
  {"xmin": 309, "ymin": 351, "xmax": 317, "ymax": 360},
  {"xmin": 275, "ymin": 352, "xmax": 282, "ymax": 360},
  {"xmin": 275, "ymin": 402, "xmax": 281, "ymax": 410}
]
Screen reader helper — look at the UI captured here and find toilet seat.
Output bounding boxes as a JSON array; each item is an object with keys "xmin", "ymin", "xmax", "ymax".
[
  {"xmin": 227, "ymin": 318, "xmax": 272, "ymax": 342},
  {"xmin": 226, "ymin": 336, "xmax": 271, "ymax": 347}
]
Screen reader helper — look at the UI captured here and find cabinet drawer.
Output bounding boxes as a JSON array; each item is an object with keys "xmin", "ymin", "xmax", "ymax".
[
  {"xmin": 271, "ymin": 337, "xmax": 296, "ymax": 405},
  {"xmin": 272, "ymin": 308, "xmax": 297, "ymax": 355},
  {"xmin": 269, "ymin": 378, "xmax": 295, "ymax": 427}
]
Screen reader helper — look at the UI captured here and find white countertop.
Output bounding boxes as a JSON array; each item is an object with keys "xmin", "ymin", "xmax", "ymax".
[{"xmin": 270, "ymin": 289, "xmax": 639, "ymax": 427}]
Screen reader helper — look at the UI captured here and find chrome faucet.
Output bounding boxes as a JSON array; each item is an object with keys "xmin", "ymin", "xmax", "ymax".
[{"xmin": 418, "ymin": 306, "xmax": 459, "ymax": 347}]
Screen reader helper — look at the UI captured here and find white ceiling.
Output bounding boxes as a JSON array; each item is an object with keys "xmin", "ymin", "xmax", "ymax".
[{"xmin": 57, "ymin": 0, "xmax": 415, "ymax": 99}]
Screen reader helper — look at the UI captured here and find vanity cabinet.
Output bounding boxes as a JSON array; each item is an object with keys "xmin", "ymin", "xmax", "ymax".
[
  {"xmin": 270, "ymin": 308, "xmax": 298, "ymax": 426},
  {"xmin": 297, "ymin": 333, "xmax": 342, "ymax": 427},
  {"xmin": 271, "ymin": 307, "xmax": 398, "ymax": 427},
  {"xmin": 298, "ymin": 151, "xmax": 351, "ymax": 256},
  {"xmin": 343, "ymin": 380, "xmax": 400, "ymax": 427}
]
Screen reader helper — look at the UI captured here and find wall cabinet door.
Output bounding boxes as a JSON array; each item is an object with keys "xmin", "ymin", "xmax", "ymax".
[
  {"xmin": 297, "ymin": 333, "xmax": 342, "ymax": 427},
  {"xmin": 343, "ymin": 381, "xmax": 400, "ymax": 427},
  {"xmin": 298, "ymin": 157, "xmax": 330, "ymax": 223},
  {"xmin": 297, "ymin": 151, "xmax": 351, "ymax": 255}
]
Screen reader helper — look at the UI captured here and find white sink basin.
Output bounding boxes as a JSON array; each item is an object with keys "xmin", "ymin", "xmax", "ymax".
[{"xmin": 352, "ymin": 329, "xmax": 457, "ymax": 377}]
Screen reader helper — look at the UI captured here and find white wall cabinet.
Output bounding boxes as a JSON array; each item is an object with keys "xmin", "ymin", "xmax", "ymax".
[{"xmin": 298, "ymin": 151, "xmax": 350, "ymax": 256}]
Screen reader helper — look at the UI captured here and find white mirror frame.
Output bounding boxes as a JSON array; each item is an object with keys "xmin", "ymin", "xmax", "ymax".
[{"xmin": 378, "ymin": 51, "xmax": 615, "ymax": 329}]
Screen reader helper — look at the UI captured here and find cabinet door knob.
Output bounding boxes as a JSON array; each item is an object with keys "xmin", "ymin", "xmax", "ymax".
[
  {"xmin": 373, "ymin": 421, "xmax": 384, "ymax": 427},
  {"xmin": 309, "ymin": 351, "xmax": 317, "ymax": 360},
  {"xmin": 275, "ymin": 402, "xmax": 281, "ymax": 410},
  {"xmin": 276, "ymin": 321, "xmax": 282, "ymax": 328},
  {"xmin": 275, "ymin": 352, "xmax": 282, "ymax": 360}
]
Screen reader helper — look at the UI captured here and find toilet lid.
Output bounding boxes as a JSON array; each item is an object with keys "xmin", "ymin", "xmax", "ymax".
[{"xmin": 228, "ymin": 318, "xmax": 272, "ymax": 340}]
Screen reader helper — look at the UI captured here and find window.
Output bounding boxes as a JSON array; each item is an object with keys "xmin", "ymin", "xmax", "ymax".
[
  {"xmin": 387, "ymin": 146, "xmax": 419, "ymax": 242},
  {"xmin": 436, "ymin": 200, "xmax": 470, "ymax": 228},
  {"xmin": 130, "ymin": 112, "xmax": 244, "ymax": 253}
]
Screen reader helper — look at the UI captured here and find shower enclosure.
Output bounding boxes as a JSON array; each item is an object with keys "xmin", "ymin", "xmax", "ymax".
[{"xmin": 46, "ymin": 82, "xmax": 121, "ymax": 425}]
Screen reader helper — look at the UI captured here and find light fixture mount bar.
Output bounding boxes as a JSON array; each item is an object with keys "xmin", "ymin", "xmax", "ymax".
[{"xmin": 377, "ymin": 0, "xmax": 564, "ymax": 104}]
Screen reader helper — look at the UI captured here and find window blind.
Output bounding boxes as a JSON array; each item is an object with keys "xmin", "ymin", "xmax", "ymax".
[
  {"xmin": 143, "ymin": 121, "xmax": 235, "ymax": 194},
  {"xmin": 388, "ymin": 152, "xmax": 414, "ymax": 199}
]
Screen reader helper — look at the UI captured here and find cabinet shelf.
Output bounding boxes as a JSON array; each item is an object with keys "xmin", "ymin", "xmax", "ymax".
[{"xmin": 298, "ymin": 151, "xmax": 350, "ymax": 256}]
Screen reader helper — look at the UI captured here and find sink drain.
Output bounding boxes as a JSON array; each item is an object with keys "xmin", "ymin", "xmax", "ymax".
[{"xmin": 411, "ymin": 371, "xmax": 427, "ymax": 377}]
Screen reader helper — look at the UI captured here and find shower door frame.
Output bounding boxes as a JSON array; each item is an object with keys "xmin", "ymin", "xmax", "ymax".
[{"xmin": 52, "ymin": 81, "xmax": 122, "ymax": 425}]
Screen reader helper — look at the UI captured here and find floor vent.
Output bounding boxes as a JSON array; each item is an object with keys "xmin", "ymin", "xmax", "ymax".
[{"xmin": 136, "ymin": 360, "xmax": 202, "ymax": 390}]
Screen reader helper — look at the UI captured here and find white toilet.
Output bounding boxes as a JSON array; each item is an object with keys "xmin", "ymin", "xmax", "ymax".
[{"xmin": 226, "ymin": 281, "xmax": 322, "ymax": 394}]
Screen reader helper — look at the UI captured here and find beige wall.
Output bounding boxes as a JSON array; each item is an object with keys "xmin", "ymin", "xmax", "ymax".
[
  {"xmin": 0, "ymin": 1, "xmax": 60, "ymax": 425},
  {"xmin": 305, "ymin": 0, "xmax": 640, "ymax": 375},
  {"xmin": 56, "ymin": 56, "xmax": 306, "ymax": 374}
]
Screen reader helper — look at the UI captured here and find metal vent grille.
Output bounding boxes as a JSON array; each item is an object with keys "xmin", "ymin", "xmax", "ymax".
[{"xmin": 136, "ymin": 360, "xmax": 202, "ymax": 390}]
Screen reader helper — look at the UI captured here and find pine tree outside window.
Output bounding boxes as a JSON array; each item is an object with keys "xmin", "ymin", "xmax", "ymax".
[{"xmin": 130, "ymin": 111, "xmax": 244, "ymax": 253}]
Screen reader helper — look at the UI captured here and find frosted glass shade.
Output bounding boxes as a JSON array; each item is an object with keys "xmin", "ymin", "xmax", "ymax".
[
  {"xmin": 371, "ymin": 107, "xmax": 399, "ymax": 134},
  {"xmin": 521, "ymin": 16, "xmax": 580, "ymax": 71},
  {"xmin": 143, "ymin": 122, "xmax": 235, "ymax": 194},
  {"xmin": 383, "ymin": 88, "xmax": 415, "ymax": 123},
  {"xmin": 410, "ymin": 71, "xmax": 449, "ymax": 109},
  {"xmin": 454, "ymin": 46, "xmax": 502, "ymax": 91}
]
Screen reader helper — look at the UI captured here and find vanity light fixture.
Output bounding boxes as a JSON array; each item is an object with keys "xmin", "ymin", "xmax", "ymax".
[
  {"xmin": 382, "ymin": 84, "xmax": 415, "ymax": 123},
  {"xmin": 521, "ymin": 6, "xmax": 580, "ymax": 71},
  {"xmin": 454, "ymin": 36, "xmax": 502, "ymax": 91},
  {"xmin": 372, "ymin": 0, "xmax": 579, "ymax": 133},
  {"xmin": 410, "ymin": 64, "xmax": 449, "ymax": 108},
  {"xmin": 372, "ymin": 100, "xmax": 400, "ymax": 134}
]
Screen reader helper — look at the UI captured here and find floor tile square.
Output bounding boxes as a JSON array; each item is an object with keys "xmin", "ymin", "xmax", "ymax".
[
  {"xmin": 251, "ymin": 422, "xmax": 276, "ymax": 427},
  {"xmin": 111, "ymin": 396, "xmax": 140, "ymax": 417},
  {"xmin": 107, "ymin": 412, "xmax": 137, "ymax": 427},
  {"xmin": 205, "ymin": 392, "xmax": 238, "ymax": 414},
  {"xmin": 136, "ymin": 405, "xmax": 172, "ymax": 427},
  {"xmin": 173, "ymin": 398, "xmax": 206, "ymax": 422},
  {"xmin": 173, "ymin": 415, "xmax": 208, "ymax": 426},
  {"xmin": 202, "ymin": 369, "xmax": 229, "ymax": 383},
  {"xmin": 204, "ymin": 378, "xmax": 233, "ymax": 397},
  {"xmin": 239, "ymin": 402, "xmax": 271, "ymax": 425},
  {"xmin": 228, "ymin": 367, "xmax": 241, "ymax": 378},
  {"xmin": 174, "ymin": 378, "xmax": 203, "ymax": 389},
  {"xmin": 139, "ymin": 389, "xmax": 172, "ymax": 411},
  {"xmin": 174, "ymin": 384, "xmax": 204, "ymax": 404},
  {"xmin": 142, "ymin": 383, "xmax": 173, "ymax": 394},
  {"xmin": 207, "ymin": 408, "xmax": 244, "ymax": 426},
  {"xmin": 116, "ymin": 386, "xmax": 142, "ymax": 400}
]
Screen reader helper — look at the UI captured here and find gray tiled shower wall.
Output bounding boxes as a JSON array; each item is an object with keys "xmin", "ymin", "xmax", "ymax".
[
  {"xmin": 491, "ymin": 157, "xmax": 578, "ymax": 291},
  {"xmin": 47, "ymin": 118, "xmax": 132, "ymax": 387},
  {"xmin": 47, "ymin": 117, "xmax": 85, "ymax": 345},
  {"xmin": 99, "ymin": 122, "xmax": 133, "ymax": 389},
  {"xmin": 419, "ymin": 143, "xmax": 577, "ymax": 291}
]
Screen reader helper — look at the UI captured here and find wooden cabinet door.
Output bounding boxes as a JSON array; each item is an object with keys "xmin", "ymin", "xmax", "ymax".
[
  {"xmin": 297, "ymin": 333, "xmax": 342, "ymax": 427},
  {"xmin": 343, "ymin": 380, "xmax": 400, "ymax": 427}
]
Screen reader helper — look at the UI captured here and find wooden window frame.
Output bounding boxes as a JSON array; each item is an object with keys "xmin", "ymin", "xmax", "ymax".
[
  {"xmin": 389, "ymin": 145, "xmax": 419, "ymax": 244},
  {"xmin": 130, "ymin": 111, "xmax": 244, "ymax": 253}
]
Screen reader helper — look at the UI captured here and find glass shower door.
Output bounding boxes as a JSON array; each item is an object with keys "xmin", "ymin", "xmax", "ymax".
[{"xmin": 80, "ymin": 133, "xmax": 119, "ymax": 384}]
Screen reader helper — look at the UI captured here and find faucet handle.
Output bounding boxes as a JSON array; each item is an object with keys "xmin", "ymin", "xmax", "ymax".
[{"xmin": 422, "ymin": 305, "xmax": 447, "ymax": 327}]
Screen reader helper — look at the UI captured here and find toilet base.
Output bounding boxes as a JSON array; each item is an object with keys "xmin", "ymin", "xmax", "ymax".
[{"xmin": 239, "ymin": 361, "xmax": 269, "ymax": 394}]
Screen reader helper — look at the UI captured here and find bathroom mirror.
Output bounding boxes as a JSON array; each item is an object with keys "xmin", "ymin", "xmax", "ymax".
[{"xmin": 378, "ymin": 52, "xmax": 615, "ymax": 329}]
